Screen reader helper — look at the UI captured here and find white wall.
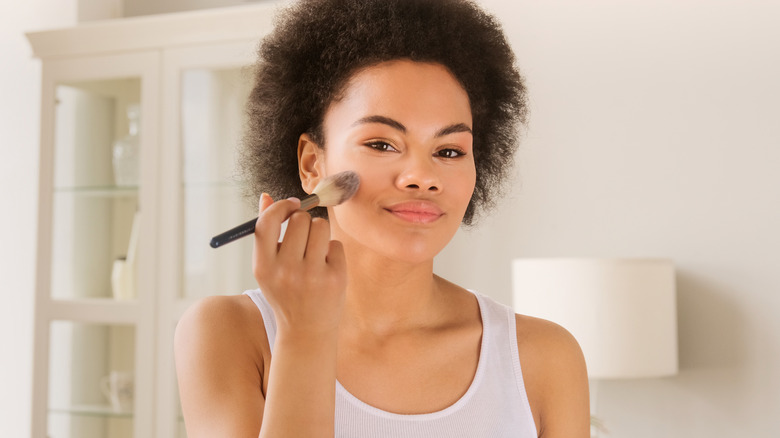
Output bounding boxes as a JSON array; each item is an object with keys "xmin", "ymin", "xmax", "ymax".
[
  {"xmin": 437, "ymin": 0, "xmax": 780, "ymax": 436},
  {"xmin": 0, "ymin": 2, "xmax": 77, "ymax": 436}
]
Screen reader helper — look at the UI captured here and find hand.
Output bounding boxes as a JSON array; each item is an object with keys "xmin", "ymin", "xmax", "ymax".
[{"xmin": 252, "ymin": 193, "xmax": 347, "ymax": 334}]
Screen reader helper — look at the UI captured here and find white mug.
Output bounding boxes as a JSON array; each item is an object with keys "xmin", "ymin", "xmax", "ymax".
[{"xmin": 100, "ymin": 371, "xmax": 134, "ymax": 412}]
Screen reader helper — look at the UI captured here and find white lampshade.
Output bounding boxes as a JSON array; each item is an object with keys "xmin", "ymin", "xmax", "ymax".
[{"xmin": 512, "ymin": 258, "xmax": 678, "ymax": 379}]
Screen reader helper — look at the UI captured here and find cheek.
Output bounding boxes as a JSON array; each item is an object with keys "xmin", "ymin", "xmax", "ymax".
[
  {"xmin": 324, "ymin": 154, "xmax": 386, "ymax": 196},
  {"xmin": 325, "ymin": 162, "xmax": 383, "ymax": 218},
  {"xmin": 452, "ymin": 166, "xmax": 477, "ymax": 206}
]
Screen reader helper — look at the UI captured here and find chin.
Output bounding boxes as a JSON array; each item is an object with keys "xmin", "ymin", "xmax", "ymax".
[{"xmin": 371, "ymin": 230, "xmax": 454, "ymax": 265}]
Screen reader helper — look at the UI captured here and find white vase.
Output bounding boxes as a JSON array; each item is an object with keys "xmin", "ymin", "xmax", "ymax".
[{"xmin": 111, "ymin": 257, "xmax": 135, "ymax": 300}]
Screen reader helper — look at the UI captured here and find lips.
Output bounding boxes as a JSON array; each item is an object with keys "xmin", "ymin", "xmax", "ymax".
[{"xmin": 385, "ymin": 201, "xmax": 444, "ymax": 224}]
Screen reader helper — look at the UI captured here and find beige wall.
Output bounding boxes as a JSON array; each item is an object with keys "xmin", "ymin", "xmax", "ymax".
[
  {"xmin": 0, "ymin": 2, "xmax": 77, "ymax": 436},
  {"xmin": 437, "ymin": 0, "xmax": 780, "ymax": 436}
]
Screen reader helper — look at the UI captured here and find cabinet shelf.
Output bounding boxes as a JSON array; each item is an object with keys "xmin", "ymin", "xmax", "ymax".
[
  {"xmin": 47, "ymin": 299, "xmax": 141, "ymax": 324},
  {"xmin": 49, "ymin": 404, "xmax": 133, "ymax": 419},
  {"xmin": 54, "ymin": 185, "xmax": 139, "ymax": 198}
]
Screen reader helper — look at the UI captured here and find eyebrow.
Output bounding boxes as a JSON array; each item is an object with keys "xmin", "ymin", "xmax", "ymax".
[
  {"xmin": 435, "ymin": 122, "xmax": 472, "ymax": 138},
  {"xmin": 351, "ymin": 115, "xmax": 472, "ymax": 138}
]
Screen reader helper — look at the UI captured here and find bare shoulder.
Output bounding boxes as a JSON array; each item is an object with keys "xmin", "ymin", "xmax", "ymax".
[
  {"xmin": 175, "ymin": 294, "xmax": 269, "ymax": 371},
  {"xmin": 175, "ymin": 294, "xmax": 270, "ymax": 437},
  {"xmin": 177, "ymin": 294, "xmax": 265, "ymax": 338},
  {"xmin": 515, "ymin": 314, "xmax": 590, "ymax": 438},
  {"xmin": 515, "ymin": 314, "xmax": 584, "ymax": 363}
]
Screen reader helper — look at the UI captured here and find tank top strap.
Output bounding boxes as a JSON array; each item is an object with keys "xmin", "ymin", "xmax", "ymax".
[
  {"xmin": 244, "ymin": 289, "xmax": 277, "ymax": 350},
  {"xmin": 470, "ymin": 290, "xmax": 534, "ymax": 421}
]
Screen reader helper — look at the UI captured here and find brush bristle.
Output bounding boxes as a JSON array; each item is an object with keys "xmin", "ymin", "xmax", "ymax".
[{"xmin": 312, "ymin": 171, "xmax": 360, "ymax": 206}]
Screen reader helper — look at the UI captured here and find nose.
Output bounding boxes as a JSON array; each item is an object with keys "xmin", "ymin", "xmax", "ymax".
[{"xmin": 395, "ymin": 153, "xmax": 441, "ymax": 192}]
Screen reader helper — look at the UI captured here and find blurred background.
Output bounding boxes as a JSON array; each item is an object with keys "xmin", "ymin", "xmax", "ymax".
[{"xmin": 2, "ymin": 0, "xmax": 778, "ymax": 436}]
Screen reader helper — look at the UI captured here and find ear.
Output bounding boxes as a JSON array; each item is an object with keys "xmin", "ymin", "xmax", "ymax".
[{"xmin": 297, "ymin": 133, "xmax": 325, "ymax": 194}]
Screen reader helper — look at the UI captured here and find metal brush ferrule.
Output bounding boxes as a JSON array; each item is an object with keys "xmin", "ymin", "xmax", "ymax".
[{"xmin": 299, "ymin": 194, "xmax": 320, "ymax": 211}]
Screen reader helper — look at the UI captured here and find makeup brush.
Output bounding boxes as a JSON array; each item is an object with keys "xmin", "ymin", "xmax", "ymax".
[{"xmin": 209, "ymin": 170, "xmax": 360, "ymax": 248}]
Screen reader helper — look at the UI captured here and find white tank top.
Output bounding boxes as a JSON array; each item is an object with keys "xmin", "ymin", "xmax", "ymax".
[{"xmin": 244, "ymin": 289, "xmax": 537, "ymax": 437}]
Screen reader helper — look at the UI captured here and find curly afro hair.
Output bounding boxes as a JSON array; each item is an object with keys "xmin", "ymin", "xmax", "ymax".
[{"xmin": 240, "ymin": 0, "xmax": 527, "ymax": 225}]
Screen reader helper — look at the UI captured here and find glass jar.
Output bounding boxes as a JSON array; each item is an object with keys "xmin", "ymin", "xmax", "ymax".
[{"xmin": 112, "ymin": 104, "xmax": 140, "ymax": 187}]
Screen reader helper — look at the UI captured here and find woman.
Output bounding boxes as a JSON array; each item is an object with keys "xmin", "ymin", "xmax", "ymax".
[{"xmin": 175, "ymin": 0, "xmax": 590, "ymax": 437}]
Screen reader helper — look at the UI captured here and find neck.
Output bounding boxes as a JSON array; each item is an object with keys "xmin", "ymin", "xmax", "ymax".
[{"xmin": 340, "ymin": 249, "xmax": 445, "ymax": 337}]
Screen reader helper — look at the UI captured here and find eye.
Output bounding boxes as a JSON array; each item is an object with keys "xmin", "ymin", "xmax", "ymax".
[
  {"xmin": 365, "ymin": 141, "xmax": 398, "ymax": 152},
  {"xmin": 436, "ymin": 148, "xmax": 466, "ymax": 159}
]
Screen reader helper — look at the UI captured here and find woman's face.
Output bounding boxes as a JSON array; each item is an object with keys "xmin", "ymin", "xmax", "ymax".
[{"xmin": 310, "ymin": 59, "xmax": 475, "ymax": 264}]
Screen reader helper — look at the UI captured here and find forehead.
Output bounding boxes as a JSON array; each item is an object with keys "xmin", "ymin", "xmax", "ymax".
[{"xmin": 325, "ymin": 59, "xmax": 472, "ymax": 128}]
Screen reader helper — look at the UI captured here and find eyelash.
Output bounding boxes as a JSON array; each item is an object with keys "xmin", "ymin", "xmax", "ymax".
[
  {"xmin": 436, "ymin": 148, "xmax": 467, "ymax": 159},
  {"xmin": 364, "ymin": 141, "xmax": 467, "ymax": 159},
  {"xmin": 365, "ymin": 141, "xmax": 397, "ymax": 152}
]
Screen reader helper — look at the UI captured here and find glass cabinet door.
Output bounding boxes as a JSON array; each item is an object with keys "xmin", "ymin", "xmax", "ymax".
[
  {"xmin": 51, "ymin": 79, "xmax": 141, "ymax": 301},
  {"xmin": 33, "ymin": 51, "xmax": 158, "ymax": 438},
  {"xmin": 179, "ymin": 66, "xmax": 256, "ymax": 300},
  {"xmin": 158, "ymin": 41, "xmax": 258, "ymax": 438},
  {"xmin": 49, "ymin": 77, "xmax": 141, "ymax": 438},
  {"xmin": 158, "ymin": 42, "xmax": 258, "ymax": 307}
]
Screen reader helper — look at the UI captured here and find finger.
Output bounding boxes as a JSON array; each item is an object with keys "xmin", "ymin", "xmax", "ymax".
[
  {"xmin": 304, "ymin": 217, "xmax": 331, "ymax": 261},
  {"xmin": 277, "ymin": 210, "xmax": 312, "ymax": 261},
  {"xmin": 259, "ymin": 192, "xmax": 274, "ymax": 213},
  {"xmin": 326, "ymin": 239, "xmax": 346, "ymax": 272},
  {"xmin": 254, "ymin": 197, "xmax": 301, "ymax": 261}
]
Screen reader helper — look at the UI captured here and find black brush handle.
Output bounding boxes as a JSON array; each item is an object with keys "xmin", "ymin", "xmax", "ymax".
[
  {"xmin": 209, "ymin": 193, "xmax": 319, "ymax": 248},
  {"xmin": 209, "ymin": 217, "xmax": 258, "ymax": 248}
]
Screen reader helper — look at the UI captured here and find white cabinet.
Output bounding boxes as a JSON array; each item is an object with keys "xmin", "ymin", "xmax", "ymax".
[{"xmin": 27, "ymin": 4, "xmax": 277, "ymax": 437}]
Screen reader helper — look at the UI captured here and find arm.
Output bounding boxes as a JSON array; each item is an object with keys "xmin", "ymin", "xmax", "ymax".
[
  {"xmin": 260, "ymin": 321, "xmax": 339, "ymax": 437},
  {"xmin": 175, "ymin": 295, "xmax": 266, "ymax": 437},
  {"xmin": 252, "ymin": 195, "xmax": 347, "ymax": 437},
  {"xmin": 516, "ymin": 315, "xmax": 591, "ymax": 438},
  {"xmin": 176, "ymin": 195, "xmax": 346, "ymax": 438}
]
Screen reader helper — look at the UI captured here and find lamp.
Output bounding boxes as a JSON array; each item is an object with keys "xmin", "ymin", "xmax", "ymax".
[{"xmin": 512, "ymin": 258, "xmax": 678, "ymax": 433}]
